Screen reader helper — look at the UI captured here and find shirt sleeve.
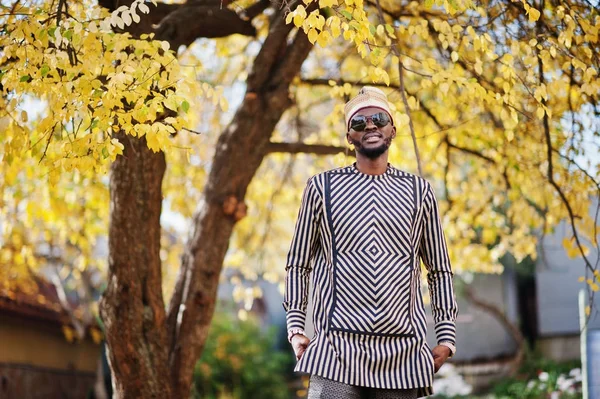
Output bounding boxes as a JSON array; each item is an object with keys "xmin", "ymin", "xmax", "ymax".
[
  {"xmin": 419, "ymin": 182, "xmax": 459, "ymax": 348},
  {"xmin": 282, "ymin": 177, "xmax": 321, "ymax": 331}
]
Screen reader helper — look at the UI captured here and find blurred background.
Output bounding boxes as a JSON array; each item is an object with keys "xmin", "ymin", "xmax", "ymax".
[{"xmin": 1, "ymin": 0, "xmax": 600, "ymax": 398}]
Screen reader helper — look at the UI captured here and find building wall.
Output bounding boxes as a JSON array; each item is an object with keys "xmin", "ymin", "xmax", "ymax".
[
  {"xmin": 426, "ymin": 272, "xmax": 518, "ymax": 362},
  {"xmin": 0, "ymin": 314, "xmax": 100, "ymax": 372},
  {"xmin": 535, "ymin": 211, "xmax": 600, "ymax": 363},
  {"xmin": 0, "ymin": 363, "xmax": 96, "ymax": 399},
  {"xmin": 535, "ymin": 205, "xmax": 600, "ymax": 336},
  {"xmin": 536, "ymin": 335, "xmax": 581, "ymax": 362},
  {"xmin": 0, "ymin": 314, "xmax": 100, "ymax": 398}
]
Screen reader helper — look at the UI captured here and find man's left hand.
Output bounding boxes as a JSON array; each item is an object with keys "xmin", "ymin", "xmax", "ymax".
[{"xmin": 431, "ymin": 345, "xmax": 451, "ymax": 373}]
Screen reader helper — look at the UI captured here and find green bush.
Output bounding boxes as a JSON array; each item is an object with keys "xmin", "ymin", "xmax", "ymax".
[
  {"xmin": 190, "ymin": 310, "xmax": 295, "ymax": 399},
  {"xmin": 490, "ymin": 351, "xmax": 582, "ymax": 399}
]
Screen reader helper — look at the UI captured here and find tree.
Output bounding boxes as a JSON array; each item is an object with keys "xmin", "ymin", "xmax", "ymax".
[{"xmin": 1, "ymin": 0, "xmax": 599, "ymax": 398}]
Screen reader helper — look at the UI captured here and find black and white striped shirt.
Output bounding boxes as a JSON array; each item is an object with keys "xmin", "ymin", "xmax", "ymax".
[{"xmin": 283, "ymin": 163, "xmax": 458, "ymax": 397}]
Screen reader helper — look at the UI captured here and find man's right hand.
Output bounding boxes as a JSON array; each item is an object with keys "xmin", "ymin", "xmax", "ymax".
[{"xmin": 291, "ymin": 334, "xmax": 310, "ymax": 360}]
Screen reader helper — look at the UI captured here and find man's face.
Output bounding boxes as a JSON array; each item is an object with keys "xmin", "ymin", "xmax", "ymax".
[{"xmin": 346, "ymin": 106, "xmax": 396, "ymax": 159}]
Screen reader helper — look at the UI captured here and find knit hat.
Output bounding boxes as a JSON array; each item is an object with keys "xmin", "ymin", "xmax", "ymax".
[{"xmin": 344, "ymin": 86, "xmax": 394, "ymax": 130}]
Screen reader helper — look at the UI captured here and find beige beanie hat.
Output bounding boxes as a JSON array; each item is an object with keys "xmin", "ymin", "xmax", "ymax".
[{"xmin": 344, "ymin": 86, "xmax": 394, "ymax": 130}]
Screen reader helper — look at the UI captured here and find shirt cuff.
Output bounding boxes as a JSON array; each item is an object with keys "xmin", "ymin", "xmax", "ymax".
[
  {"xmin": 435, "ymin": 320, "xmax": 456, "ymax": 346},
  {"xmin": 286, "ymin": 309, "xmax": 306, "ymax": 331},
  {"xmin": 287, "ymin": 328, "xmax": 306, "ymax": 343},
  {"xmin": 439, "ymin": 341, "xmax": 456, "ymax": 357}
]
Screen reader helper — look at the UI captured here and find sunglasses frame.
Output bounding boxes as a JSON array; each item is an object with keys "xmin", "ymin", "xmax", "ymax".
[{"xmin": 349, "ymin": 112, "xmax": 392, "ymax": 132}]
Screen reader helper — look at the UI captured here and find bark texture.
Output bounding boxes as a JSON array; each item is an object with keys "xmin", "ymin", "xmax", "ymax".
[
  {"xmin": 100, "ymin": 134, "xmax": 170, "ymax": 398},
  {"xmin": 99, "ymin": 0, "xmax": 313, "ymax": 397},
  {"xmin": 98, "ymin": 0, "xmax": 267, "ymax": 46},
  {"xmin": 267, "ymin": 141, "xmax": 352, "ymax": 156}
]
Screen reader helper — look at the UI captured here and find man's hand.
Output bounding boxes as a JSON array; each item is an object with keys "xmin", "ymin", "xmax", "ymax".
[
  {"xmin": 291, "ymin": 334, "xmax": 310, "ymax": 360},
  {"xmin": 431, "ymin": 345, "xmax": 451, "ymax": 373}
]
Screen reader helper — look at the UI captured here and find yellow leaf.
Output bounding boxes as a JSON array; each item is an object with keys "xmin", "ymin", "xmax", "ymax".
[
  {"xmin": 317, "ymin": 31, "xmax": 331, "ymax": 47},
  {"xmin": 90, "ymin": 327, "xmax": 103, "ymax": 344},
  {"xmin": 474, "ymin": 61, "xmax": 483, "ymax": 75},
  {"xmin": 482, "ymin": 229, "xmax": 496, "ymax": 244},
  {"xmin": 146, "ymin": 131, "xmax": 161, "ymax": 152},
  {"xmin": 407, "ymin": 96, "xmax": 418, "ymax": 110},
  {"xmin": 396, "ymin": 113, "xmax": 410, "ymax": 126},
  {"xmin": 293, "ymin": 14, "xmax": 305, "ymax": 28},
  {"xmin": 62, "ymin": 325, "xmax": 75, "ymax": 343},
  {"xmin": 528, "ymin": 7, "xmax": 541, "ymax": 23},
  {"xmin": 307, "ymin": 28, "xmax": 318, "ymax": 44},
  {"xmin": 536, "ymin": 106, "xmax": 545, "ymax": 119},
  {"xmin": 439, "ymin": 82, "xmax": 450, "ymax": 95},
  {"xmin": 319, "ymin": 0, "xmax": 337, "ymax": 7}
]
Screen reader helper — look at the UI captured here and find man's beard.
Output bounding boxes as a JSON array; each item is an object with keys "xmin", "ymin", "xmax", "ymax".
[{"xmin": 350, "ymin": 137, "xmax": 393, "ymax": 159}]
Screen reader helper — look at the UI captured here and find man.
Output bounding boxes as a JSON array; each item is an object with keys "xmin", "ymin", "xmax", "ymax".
[{"xmin": 283, "ymin": 86, "xmax": 458, "ymax": 398}]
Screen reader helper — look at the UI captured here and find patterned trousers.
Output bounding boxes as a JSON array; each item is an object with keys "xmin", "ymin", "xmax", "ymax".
[{"xmin": 307, "ymin": 375, "xmax": 419, "ymax": 399}]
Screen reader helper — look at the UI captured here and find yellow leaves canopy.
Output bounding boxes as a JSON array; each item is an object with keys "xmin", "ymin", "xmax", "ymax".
[{"xmin": 2, "ymin": 0, "xmax": 599, "ymax": 303}]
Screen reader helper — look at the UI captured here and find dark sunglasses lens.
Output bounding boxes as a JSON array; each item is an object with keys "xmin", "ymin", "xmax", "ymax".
[
  {"xmin": 372, "ymin": 113, "xmax": 390, "ymax": 127},
  {"xmin": 350, "ymin": 116, "xmax": 367, "ymax": 131}
]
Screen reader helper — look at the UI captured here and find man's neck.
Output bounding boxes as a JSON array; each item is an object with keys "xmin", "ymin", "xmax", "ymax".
[{"xmin": 355, "ymin": 154, "xmax": 389, "ymax": 175}]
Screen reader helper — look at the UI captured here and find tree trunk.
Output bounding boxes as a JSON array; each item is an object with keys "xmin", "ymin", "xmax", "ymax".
[
  {"xmin": 100, "ymin": 133, "xmax": 171, "ymax": 398},
  {"xmin": 165, "ymin": 10, "xmax": 314, "ymax": 397}
]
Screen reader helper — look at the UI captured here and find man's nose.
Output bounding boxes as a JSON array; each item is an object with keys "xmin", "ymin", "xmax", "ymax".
[{"xmin": 365, "ymin": 117, "xmax": 377, "ymax": 130}]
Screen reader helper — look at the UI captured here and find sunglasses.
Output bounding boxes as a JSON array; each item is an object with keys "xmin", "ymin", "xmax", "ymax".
[{"xmin": 349, "ymin": 112, "xmax": 391, "ymax": 131}]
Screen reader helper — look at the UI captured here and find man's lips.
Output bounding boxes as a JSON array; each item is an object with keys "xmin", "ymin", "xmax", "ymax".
[{"xmin": 363, "ymin": 133, "xmax": 383, "ymax": 143}]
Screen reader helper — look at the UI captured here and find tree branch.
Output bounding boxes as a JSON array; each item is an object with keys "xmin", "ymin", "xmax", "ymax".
[
  {"xmin": 100, "ymin": 0, "xmax": 266, "ymax": 51},
  {"xmin": 266, "ymin": 141, "xmax": 351, "ymax": 156},
  {"xmin": 301, "ymin": 78, "xmax": 393, "ymax": 90},
  {"xmin": 375, "ymin": 0, "xmax": 422, "ymax": 176},
  {"xmin": 446, "ymin": 139, "xmax": 496, "ymax": 165},
  {"xmin": 539, "ymin": 54, "xmax": 596, "ymax": 276}
]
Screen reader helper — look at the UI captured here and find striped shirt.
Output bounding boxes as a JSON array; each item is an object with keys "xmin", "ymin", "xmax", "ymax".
[{"xmin": 283, "ymin": 163, "xmax": 458, "ymax": 397}]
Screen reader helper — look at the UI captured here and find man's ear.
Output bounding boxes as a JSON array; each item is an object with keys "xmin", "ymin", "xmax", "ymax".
[
  {"xmin": 346, "ymin": 132, "xmax": 352, "ymax": 145},
  {"xmin": 391, "ymin": 126, "xmax": 396, "ymax": 139}
]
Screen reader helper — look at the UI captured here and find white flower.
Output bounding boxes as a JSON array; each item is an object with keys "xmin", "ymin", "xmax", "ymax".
[
  {"xmin": 539, "ymin": 371, "xmax": 549, "ymax": 382},
  {"xmin": 569, "ymin": 368, "xmax": 582, "ymax": 381},
  {"xmin": 550, "ymin": 392, "xmax": 559, "ymax": 399},
  {"xmin": 526, "ymin": 380, "xmax": 536, "ymax": 390},
  {"xmin": 557, "ymin": 375, "xmax": 575, "ymax": 391},
  {"xmin": 432, "ymin": 364, "xmax": 473, "ymax": 397}
]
